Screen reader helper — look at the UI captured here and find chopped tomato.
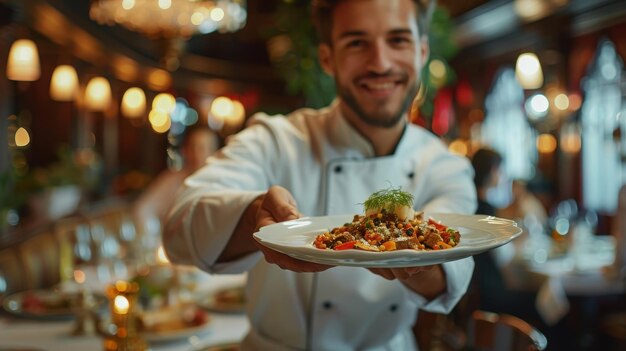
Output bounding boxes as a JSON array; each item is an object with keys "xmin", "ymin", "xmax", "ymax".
[
  {"xmin": 334, "ymin": 240, "xmax": 357, "ymax": 250},
  {"xmin": 428, "ymin": 218, "xmax": 447, "ymax": 231}
]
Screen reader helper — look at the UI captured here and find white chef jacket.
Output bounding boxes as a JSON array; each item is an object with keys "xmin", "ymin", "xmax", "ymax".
[{"xmin": 164, "ymin": 101, "xmax": 477, "ymax": 351}]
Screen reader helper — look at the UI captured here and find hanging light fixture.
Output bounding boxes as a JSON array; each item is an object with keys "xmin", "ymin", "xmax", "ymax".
[
  {"xmin": 121, "ymin": 87, "xmax": 147, "ymax": 118},
  {"xmin": 6, "ymin": 39, "xmax": 41, "ymax": 81},
  {"xmin": 515, "ymin": 52, "xmax": 543, "ymax": 89},
  {"xmin": 50, "ymin": 65, "xmax": 79, "ymax": 101},
  {"xmin": 85, "ymin": 76, "xmax": 112, "ymax": 111},
  {"xmin": 90, "ymin": 0, "xmax": 247, "ymax": 38}
]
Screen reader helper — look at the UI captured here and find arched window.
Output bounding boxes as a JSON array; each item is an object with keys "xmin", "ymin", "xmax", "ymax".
[
  {"xmin": 581, "ymin": 39, "xmax": 624, "ymax": 213},
  {"xmin": 481, "ymin": 67, "xmax": 537, "ymax": 180},
  {"xmin": 480, "ymin": 67, "xmax": 537, "ymax": 207}
]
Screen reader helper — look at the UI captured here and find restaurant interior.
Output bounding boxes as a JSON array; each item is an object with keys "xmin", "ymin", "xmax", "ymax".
[{"xmin": 1, "ymin": 0, "xmax": 626, "ymax": 350}]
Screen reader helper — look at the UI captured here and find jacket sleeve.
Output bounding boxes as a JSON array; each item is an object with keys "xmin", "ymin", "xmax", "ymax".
[
  {"xmin": 162, "ymin": 117, "xmax": 280, "ymax": 274},
  {"xmin": 406, "ymin": 142, "xmax": 477, "ymax": 311}
]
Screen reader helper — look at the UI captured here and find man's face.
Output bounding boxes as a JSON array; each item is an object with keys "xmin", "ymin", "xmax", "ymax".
[{"xmin": 319, "ymin": 0, "xmax": 428, "ymax": 128}]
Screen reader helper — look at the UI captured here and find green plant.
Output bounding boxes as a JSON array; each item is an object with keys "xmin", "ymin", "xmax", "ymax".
[
  {"xmin": 268, "ymin": 0, "xmax": 335, "ymax": 108},
  {"xmin": 13, "ymin": 145, "xmax": 101, "ymax": 201}
]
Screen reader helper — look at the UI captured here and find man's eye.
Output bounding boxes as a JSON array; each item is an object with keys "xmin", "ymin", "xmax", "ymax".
[
  {"xmin": 346, "ymin": 40, "xmax": 365, "ymax": 48},
  {"xmin": 389, "ymin": 37, "xmax": 412, "ymax": 45}
]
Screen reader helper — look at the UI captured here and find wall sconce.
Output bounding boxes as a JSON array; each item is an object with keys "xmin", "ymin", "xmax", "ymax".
[
  {"xmin": 121, "ymin": 87, "xmax": 146, "ymax": 118},
  {"xmin": 85, "ymin": 76, "xmax": 112, "ymax": 111},
  {"xmin": 50, "ymin": 65, "xmax": 79, "ymax": 101},
  {"xmin": 515, "ymin": 52, "xmax": 543, "ymax": 89},
  {"xmin": 6, "ymin": 39, "xmax": 41, "ymax": 81}
]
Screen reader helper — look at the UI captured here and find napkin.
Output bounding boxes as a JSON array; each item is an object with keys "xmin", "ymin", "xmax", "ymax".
[{"xmin": 536, "ymin": 276, "xmax": 570, "ymax": 326}]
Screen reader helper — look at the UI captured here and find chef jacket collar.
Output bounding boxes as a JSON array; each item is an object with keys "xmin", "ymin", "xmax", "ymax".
[{"xmin": 328, "ymin": 99, "xmax": 410, "ymax": 159}]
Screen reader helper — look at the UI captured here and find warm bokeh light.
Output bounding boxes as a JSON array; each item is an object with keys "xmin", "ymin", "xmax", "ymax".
[
  {"xmin": 448, "ymin": 139, "xmax": 469, "ymax": 156},
  {"xmin": 515, "ymin": 52, "xmax": 543, "ymax": 89},
  {"xmin": 537, "ymin": 133, "xmax": 557, "ymax": 154},
  {"xmin": 152, "ymin": 93, "xmax": 176, "ymax": 113},
  {"xmin": 6, "ymin": 39, "xmax": 41, "ymax": 81},
  {"xmin": 554, "ymin": 93, "xmax": 570, "ymax": 111},
  {"xmin": 50, "ymin": 65, "xmax": 79, "ymax": 101},
  {"xmin": 210, "ymin": 7, "xmax": 225, "ymax": 21},
  {"xmin": 156, "ymin": 245, "xmax": 170, "ymax": 264},
  {"xmin": 229, "ymin": 100, "xmax": 246, "ymax": 127},
  {"xmin": 429, "ymin": 59, "xmax": 446, "ymax": 79},
  {"xmin": 560, "ymin": 124, "xmax": 581, "ymax": 154},
  {"xmin": 113, "ymin": 295, "xmax": 129, "ymax": 315},
  {"xmin": 147, "ymin": 68, "xmax": 172, "ymax": 91},
  {"xmin": 149, "ymin": 109, "xmax": 169, "ymax": 127},
  {"xmin": 112, "ymin": 55, "xmax": 139, "ymax": 82},
  {"xmin": 151, "ymin": 118, "xmax": 172, "ymax": 133},
  {"xmin": 526, "ymin": 94, "xmax": 549, "ymax": 120},
  {"xmin": 568, "ymin": 93, "xmax": 582, "ymax": 111},
  {"xmin": 191, "ymin": 10, "xmax": 205, "ymax": 25},
  {"xmin": 85, "ymin": 76, "xmax": 112, "ymax": 111},
  {"xmin": 211, "ymin": 96, "xmax": 234, "ymax": 119},
  {"xmin": 115, "ymin": 280, "xmax": 130, "ymax": 292},
  {"xmin": 158, "ymin": 0, "xmax": 171, "ymax": 10},
  {"xmin": 121, "ymin": 87, "xmax": 147, "ymax": 118},
  {"xmin": 122, "ymin": 0, "xmax": 135, "ymax": 10},
  {"xmin": 73, "ymin": 269, "xmax": 86, "ymax": 284},
  {"xmin": 514, "ymin": 0, "xmax": 548, "ymax": 21},
  {"xmin": 14, "ymin": 127, "xmax": 31, "ymax": 147}
]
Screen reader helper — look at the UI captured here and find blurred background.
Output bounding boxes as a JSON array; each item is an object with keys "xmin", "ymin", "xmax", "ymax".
[
  {"xmin": 1, "ymin": 0, "xmax": 625, "ymax": 230},
  {"xmin": 1, "ymin": 1, "xmax": 626, "ymax": 350}
]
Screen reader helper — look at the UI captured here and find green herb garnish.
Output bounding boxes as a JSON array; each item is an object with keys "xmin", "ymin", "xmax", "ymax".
[{"xmin": 363, "ymin": 186, "xmax": 414, "ymax": 212}]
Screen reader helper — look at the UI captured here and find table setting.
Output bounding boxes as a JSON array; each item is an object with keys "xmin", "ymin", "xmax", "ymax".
[{"xmin": 0, "ymin": 244, "xmax": 249, "ymax": 351}]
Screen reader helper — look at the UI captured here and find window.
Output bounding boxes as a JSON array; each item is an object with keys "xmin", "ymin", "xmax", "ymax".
[{"xmin": 581, "ymin": 39, "xmax": 625, "ymax": 213}]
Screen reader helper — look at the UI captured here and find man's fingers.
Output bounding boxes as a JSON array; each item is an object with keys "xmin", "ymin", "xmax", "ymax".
[
  {"xmin": 369, "ymin": 268, "xmax": 395, "ymax": 280},
  {"xmin": 257, "ymin": 244, "xmax": 331, "ymax": 273},
  {"xmin": 264, "ymin": 186, "xmax": 300, "ymax": 221}
]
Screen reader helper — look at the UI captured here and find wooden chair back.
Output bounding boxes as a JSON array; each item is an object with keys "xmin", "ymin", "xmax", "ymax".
[{"xmin": 467, "ymin": 310, "xmax": 547, "ymax": 351}]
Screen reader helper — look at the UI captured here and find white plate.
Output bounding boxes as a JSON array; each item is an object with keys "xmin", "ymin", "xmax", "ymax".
[
  {"xmin": 253, "ymin": 213, "xmax": 522, "ymax": 268},
  {"xmin": 140, "ymin": 307, "xmax": 212, "ymax": 343},
  {"xmin": 141, "ymin": 319, "xmax": 212, "ymax": 343}
]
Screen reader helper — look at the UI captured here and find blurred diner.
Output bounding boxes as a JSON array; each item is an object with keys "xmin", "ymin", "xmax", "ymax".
[{"xmin": 1, "ymin": 0, "xmax": 626, "ymax": 350}]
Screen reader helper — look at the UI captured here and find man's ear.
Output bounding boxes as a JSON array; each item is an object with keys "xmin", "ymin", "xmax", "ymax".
[
  {"xmin": 420, "ymin": 37, "xmax": 430, "ymax": 68},
  {"xmin": 318, "ymin": 44, "xmax": 334, "ymax": 77}
]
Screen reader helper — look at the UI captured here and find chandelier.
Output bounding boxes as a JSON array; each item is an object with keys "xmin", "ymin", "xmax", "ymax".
[{"xmin": 90, "ymin": 0, "xmax": 247, "ymax": 38}]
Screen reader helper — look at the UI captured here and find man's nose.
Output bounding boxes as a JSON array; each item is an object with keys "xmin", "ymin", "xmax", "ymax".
[{"xmin": 366, "ymin": 40, "xmax": 393, "ymax": 74}]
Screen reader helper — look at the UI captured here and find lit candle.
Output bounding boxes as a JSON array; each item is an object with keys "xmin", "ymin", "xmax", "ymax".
[{"xmin": 114, "ymin": 295, "xmax": 129, "ymax": 315}]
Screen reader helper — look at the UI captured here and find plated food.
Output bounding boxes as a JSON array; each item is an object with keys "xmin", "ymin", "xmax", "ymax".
[
  {"xmin": 314, "ymin": 187, "xmax": 460, "ymax": 252},
  {"xmin": 139, "ymin": 304, "xmax": 211, "ymax": 342},
  {"xmin": 2, "ymin": 289, "xmax": 106, "ymax": 320},
  {"xmin": 199, "ymin": 286, "xmax": 245, "ymax": 314}
]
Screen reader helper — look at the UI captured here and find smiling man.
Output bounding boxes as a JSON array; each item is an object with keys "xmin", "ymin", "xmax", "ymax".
[{"xmin": 164, "ymin": 1, "xmax": 477, "ymax": 350}]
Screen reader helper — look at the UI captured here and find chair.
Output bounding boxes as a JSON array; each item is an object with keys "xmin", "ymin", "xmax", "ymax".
[{"xmin": 467, "ymin": 310, "xmax": 547, "ymax": 351}]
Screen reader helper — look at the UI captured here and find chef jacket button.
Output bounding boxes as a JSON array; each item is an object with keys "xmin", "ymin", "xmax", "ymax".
[
  {"xmin": 407, "ymin": 172, "xmax": 415, "ymax": 179},
  {"xmin": 323, "ymin": 301, "xmax": 333, "ymax": 310},
  {"xmin": 334, "ymin": 165, "xmax": 343, "ymax": 173},
  {"xmin": 389, "ymin": 304, "xmax": 398, "ymax": 312}
]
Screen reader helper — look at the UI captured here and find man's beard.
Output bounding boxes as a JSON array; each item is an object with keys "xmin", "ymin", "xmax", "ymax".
[{"xmin": 337, "ymin": 74, "xmax": 419, "ymax": 128}]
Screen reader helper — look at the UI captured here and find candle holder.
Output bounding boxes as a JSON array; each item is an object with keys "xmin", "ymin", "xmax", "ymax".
[
  {"xmin": 71, "ymin": 269, "xmax": 103, "ymax": 337},
  {"xmin": 103, "ymin": 280, "xmax": 146, "ymax": 351},
  {"xmin": 71, "ymin": 286, "xmax": 102, "ymax": 336}
]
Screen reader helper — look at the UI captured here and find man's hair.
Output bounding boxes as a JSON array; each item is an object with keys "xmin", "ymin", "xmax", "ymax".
[
  {"xmin": 311, "ymin": 0, "xmax": 436, "ymax": 45},
  {"xmin": 471, "ymin": 148, "xmax": 502, "ymax": 189}
]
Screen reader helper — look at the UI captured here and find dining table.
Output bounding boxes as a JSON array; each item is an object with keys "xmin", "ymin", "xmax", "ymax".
[{"xmin": 0, "ymin": 272, "xmax": 250, "ymax": 351}]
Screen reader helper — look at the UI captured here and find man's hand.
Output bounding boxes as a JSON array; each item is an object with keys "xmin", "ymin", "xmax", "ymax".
[
  {"xmin": 368, "ymin": 265, "xmax": 446, "ymax": 300},
  {"xmin": 254, "ymin": 186, "xmax": 332, "ymax": 273}
]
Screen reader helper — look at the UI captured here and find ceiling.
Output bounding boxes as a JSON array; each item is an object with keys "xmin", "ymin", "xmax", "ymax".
[{"xmin": 4, "ymin": 0, "xmax": 626, "ymax": 98}]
